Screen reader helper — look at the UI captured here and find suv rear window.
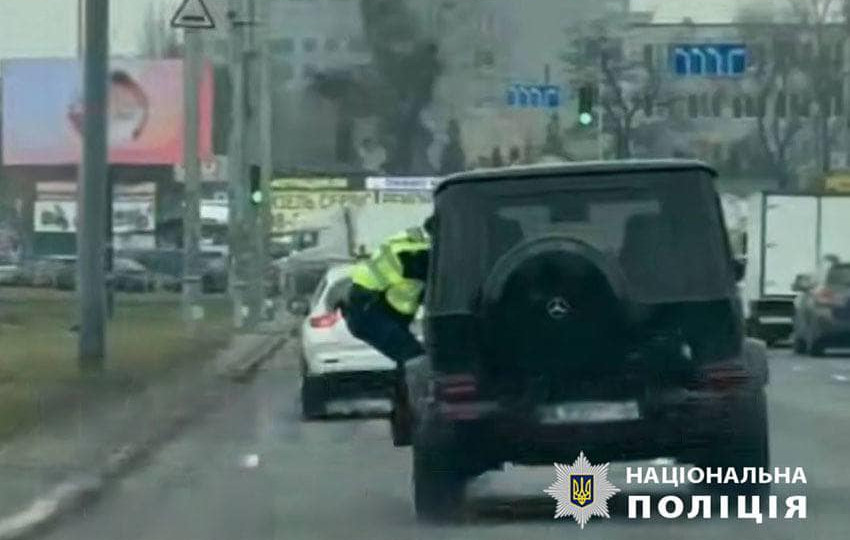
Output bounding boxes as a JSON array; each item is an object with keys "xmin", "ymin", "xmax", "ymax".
[
  {"xmin": 488, "ymin": 190, "xmax": 662, "ymax": 266},
  {"xmin": 431, "ymin": 170, "xmax": 732, "ymax": 311}
]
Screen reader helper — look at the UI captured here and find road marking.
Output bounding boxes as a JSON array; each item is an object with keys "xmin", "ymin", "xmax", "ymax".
[{"xmin": 831, "ymin": 374, "xmax": 849, "ymax": 383}]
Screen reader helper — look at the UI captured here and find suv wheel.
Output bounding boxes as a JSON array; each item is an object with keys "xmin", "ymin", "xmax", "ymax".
[
  {"xmin": 390, "ymin": 401, "xmax": 412, "ymax": 447},
  {"xmin": 301, "ymin": 375, "xmax": 326, "ymax": 420},
  {"xmin": 808, "ymin": 339, "xmax": 826, "ymax": 357},
  {"xmin": 807, "ymin": 328, "xmax": 826, "ymax": 357},
  {"xmin": 413, "ymin": 443, "xmax": 466, "ymax": 522},
  {"xmin": 390, "ymin": 374, "xmax": 412, "ymax": 447},
  {"xmin": 792, "ymin": 334, "xmax": 807, "ymax": 355},
  {"xmin": 696, "ymin": 389, "xmax": 770, "ymax": 497}
]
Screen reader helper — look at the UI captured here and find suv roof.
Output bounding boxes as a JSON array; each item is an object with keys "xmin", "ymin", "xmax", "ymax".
[{"xmin": 436, "ymin": 159, "xmax": 716, "ymax": 194}]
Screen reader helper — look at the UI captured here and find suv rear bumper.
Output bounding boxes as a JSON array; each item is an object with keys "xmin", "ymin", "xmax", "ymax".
[
  {"xmin": 417, "ymin": 388, "xmax": 761, "ymax": 469},
  {"xmin": 811, "ymin": 313, "xmax": 850, "ymax": 344}
]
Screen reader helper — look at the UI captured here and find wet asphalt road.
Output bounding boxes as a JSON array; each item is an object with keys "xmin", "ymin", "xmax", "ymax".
[{"xmin": 42, "ymin": 346, "xmax": 850, "ymax": 540}]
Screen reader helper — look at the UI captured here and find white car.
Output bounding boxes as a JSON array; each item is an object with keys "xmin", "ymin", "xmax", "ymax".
[{"xmin": 299, "ymin": 263, "xmax": 400, "ymax": 419}]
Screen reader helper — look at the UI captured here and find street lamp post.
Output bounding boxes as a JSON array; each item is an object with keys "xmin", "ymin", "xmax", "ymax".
[{"xmin": 77, "ymin": 0, "xmax": 109, "ymax": 372}]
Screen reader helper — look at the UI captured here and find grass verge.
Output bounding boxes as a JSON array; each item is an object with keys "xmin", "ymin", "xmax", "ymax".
[{"xmin": 0, "ymin": 287, "xmax": 233, "ymax": 438}]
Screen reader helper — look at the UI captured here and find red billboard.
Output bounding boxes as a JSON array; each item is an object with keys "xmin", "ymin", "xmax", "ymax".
[{"xmin": 1, "ymin": 58, "xmax": 213, "ymax": 165}]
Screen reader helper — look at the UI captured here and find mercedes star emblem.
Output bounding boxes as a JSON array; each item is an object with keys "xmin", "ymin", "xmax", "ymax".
[{"xmin": 546, "ymin": 297, "xmax": 571, "ymax": 319}]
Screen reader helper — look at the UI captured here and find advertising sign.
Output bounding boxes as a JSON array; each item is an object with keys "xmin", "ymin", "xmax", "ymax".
[
  {"xmin": 174, "ymin": 155, "xmax": 228, "ymax": 183},
  {"xmin": 365, "ymin": 176, "xmax": 439, "ymax": 191},
  {"xmin": 2, "ymin": 58, "xmax": 213, "ymax": 165},
  {"xmin": 34, "ymin": 182, "xmax": 156, "ymax": 234},
  {"xmin": 271, "ymin": 177, "xmax": 350, "ymax": 190},
  {"xmin": 271, "ymin": 189, "xmax": 374, "ymax": 233},
  {"xmin": 824, "ymin": 172, "xmax": 850, "ymax": 193},
  {"xmin": 377, "ymin": 191, "xmax": 433, "ymax": 204}
]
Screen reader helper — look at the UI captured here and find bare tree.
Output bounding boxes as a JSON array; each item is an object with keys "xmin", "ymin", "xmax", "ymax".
[
  {"xmin": 359, "ymin": 0, "xmax": 440, "ymax": 174},
  {"xmin": 439, "ymin": 119, "xmax": 466, "ymax": 174},
  {"xmin": 310, "ymin": 0, "xmax": 441, "ymax": 174},
  {"xmin": 741, "ymin": 0, "xmax": 843, "ymax": 187},
  {"xmin": 791, "ymin": 0, "xmax": 841, "ymax": 176},
  {"xmin": 751, "ymin": 37, "xmax": 805, "ymax": 188},
  {"xmin": 563, "ymin": 18, "xmax": 666, "ymax": 158}
]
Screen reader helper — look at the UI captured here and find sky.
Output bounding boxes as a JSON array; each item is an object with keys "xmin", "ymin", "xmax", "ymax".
[
  {"xmin": 633, "ymin": 0, "xmax": 776, "ymax": 22},
  {"xmin": 0, "ymin": 0, "xmax": 179, "ymax": 60},
  {"xmin": 0, "ymin": 0, "xmax": 773, "ymax": 62}
]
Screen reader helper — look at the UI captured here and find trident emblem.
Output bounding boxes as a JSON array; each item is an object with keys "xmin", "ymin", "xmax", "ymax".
[{"xmin": 570, "ymin": 475, "xmax": 594, "ymax": 507}]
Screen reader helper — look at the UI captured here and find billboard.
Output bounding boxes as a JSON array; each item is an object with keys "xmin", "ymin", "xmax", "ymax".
[
  {"xmin": 34, "ymin": 182, "xmax": 156, "ymax": 234},
  {"xmin": 365, "ymin": 176, "xmax": 440, "ymax": 191},
  {"xmin": 2, "ymin": 58, "xmax": 213, "ymax": 165},
  {"xmin": 269, "ymin": 177, "xmax": 375, "ymax": 234}
]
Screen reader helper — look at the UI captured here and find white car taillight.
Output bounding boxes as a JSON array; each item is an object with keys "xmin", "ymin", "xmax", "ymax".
[{"xmin": 309, "ymin": 310, "xmax": 341, "ymax": 329}]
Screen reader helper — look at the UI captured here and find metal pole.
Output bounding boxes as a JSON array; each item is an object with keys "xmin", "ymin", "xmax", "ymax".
[
  {"xmin": 244, "ymin": 0, "xmax": 264, "ymax": 328},
  {"xmin": 597, "ymin": 101, "xmax": 604, "ymax": 160},
  {"xmin": 105, "ymin": 167, "xmax": 114, "ymax": 318},
  {"xmin": 77, "ymin": 0, "xmax": 109, "ymax": 372},
  {"xmin": 182, "ymin": 29, "xmax": 204, "ymax": 327},
  {"xmin": 258, "ymin": 5, "xmax": 274, "ymax": 321},
  {"xmin": 844, "ymin": 34, "xmax": 850, "ymax": 168},
  {"xmin": 228, "ymin": 0, "xmax": 248, "ymax": 329},
  {"xmin": 77, "ymin": 0, "xmax": 85, "ymax": 58}
]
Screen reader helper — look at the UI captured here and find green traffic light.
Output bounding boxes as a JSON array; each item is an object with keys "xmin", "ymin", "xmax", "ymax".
[
  {"xmin": 579, "ymin": 112, "xmax": 594, "ymax": 126},
  {"xmin": 251, "ymin": 191, "xmax": 263, "ymax": 204}
]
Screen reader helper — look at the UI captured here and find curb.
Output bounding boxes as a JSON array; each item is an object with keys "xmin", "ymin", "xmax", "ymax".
[
  {"xmin": 0, "ymin": 333, "xmax": 287, "ymax": 540},
  {"xmin": 220, "ymin": 333, "xmax": 287, "ymax": 382}
]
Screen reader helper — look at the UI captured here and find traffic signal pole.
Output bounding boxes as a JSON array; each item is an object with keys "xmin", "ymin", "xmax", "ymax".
[
  {"xmin": 244, "ymin": 0, "xmax": 265, "ymax": 327},
  {"xmin": 258, "ymin": 0, "xmax": 274, "ymax": 320},
  {"xmin": 77, "ymin": 0, "xmax": 109, "ymax": 372},
  {"xmin": 598, "ymin": 86, "xmax": 604, "ymax": 160},
  {"xmin": 228, "ymin": 0, "xmax": 249, "ymax": 328}
]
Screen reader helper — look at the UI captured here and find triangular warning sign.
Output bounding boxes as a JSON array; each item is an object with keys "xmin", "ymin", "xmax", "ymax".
[{"xmin": 170, "ymin": 0, "xmax": 215, "ymax": 29}]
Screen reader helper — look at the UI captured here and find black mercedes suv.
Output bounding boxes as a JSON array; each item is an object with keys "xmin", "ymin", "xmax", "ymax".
[{"xmin": 400, "ymin": 160, "xmax": 769, "ymax": 521}]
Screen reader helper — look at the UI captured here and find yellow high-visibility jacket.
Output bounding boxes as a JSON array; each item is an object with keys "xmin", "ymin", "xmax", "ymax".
[{"xmin": 350, "ymin": 227, "xmax": 430, "ymax": 315}]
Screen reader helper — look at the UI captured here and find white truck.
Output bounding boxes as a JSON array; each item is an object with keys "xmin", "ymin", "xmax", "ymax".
[{"xmin": 744, "ymin": 192, "xmax": 850, "ymax": 344}]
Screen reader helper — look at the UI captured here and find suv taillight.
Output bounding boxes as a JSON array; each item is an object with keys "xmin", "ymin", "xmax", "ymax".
[
  {"xmin": 434, "ymin": 373, "xmax": 478, "ymax": 401},
  {"xmin": 689, "ymin": 361, "xmax": 751, "ymax": 391},
  {"xmin": 309, "ymin": 310, "xmax": 341, "ymax": 329}
]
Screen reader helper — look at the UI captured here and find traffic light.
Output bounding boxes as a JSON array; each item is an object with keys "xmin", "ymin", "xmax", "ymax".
[
  {"xmin": 249, "ymin": 165, "xmax": 262, "ymax": 205},
  {"xmin": 578, "ymin": 85, "xmax": 595, "ymax": 127}
]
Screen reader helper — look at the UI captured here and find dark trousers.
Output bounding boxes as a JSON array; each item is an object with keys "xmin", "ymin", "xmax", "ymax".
[{"xmin": 343, "ymin": 284, "xmax": 424, "ymax": 364}]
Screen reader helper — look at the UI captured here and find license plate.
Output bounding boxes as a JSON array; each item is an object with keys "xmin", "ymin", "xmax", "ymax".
[{"xmin": 538, "ymin": 400, "xmax": 641, "ymax": 425}]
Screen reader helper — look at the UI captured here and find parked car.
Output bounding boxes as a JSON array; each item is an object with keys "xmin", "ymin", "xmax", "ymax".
[
  {"xmin": 110, "ymin": 257, "xmax": 155, "ymax": 293},
  {"xmin": 199, "ymin": 251, "xmax": 229, "ymax": 293},
  {"xmin": 118, "ymin": 249, "xmax": 228, "ymax": 294},
  {"xmin": 0, "ymin": 262, "xmax": 23, "ymax": 286},
  {"xmin": 293, "ymin": 264, "xmax": 397, "ymax": 420},
  {"xmin": 792, "ymin": 263, "xmax": 850, "ymax": 356},
  {"xmin": 24, "ymin": 256, "xmax": 77, "ymax": 290},
  {"xmin": 399, "ymin": 161, "xmax": 769, "ymax": 521}
]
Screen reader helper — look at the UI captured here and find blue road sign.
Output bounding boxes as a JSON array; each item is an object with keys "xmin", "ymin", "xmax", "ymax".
[
  {"xmin": 671, "ymin": 44, "xmax": 747, "ymax": 77},
  {"xmin": 507, "ymin": 84, "xmax": 562, "ymax": 108}
]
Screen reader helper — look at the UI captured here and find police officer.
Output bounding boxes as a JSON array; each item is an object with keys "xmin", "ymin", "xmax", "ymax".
[{"xmin": 344, "ymin": 218, "xmax": 432, "ymax": 364}]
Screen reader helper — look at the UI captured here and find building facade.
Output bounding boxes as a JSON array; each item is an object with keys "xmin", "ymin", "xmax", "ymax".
[{"xmin": 625, "ymin": 20, "xmax": 847, "ymax": 189}]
